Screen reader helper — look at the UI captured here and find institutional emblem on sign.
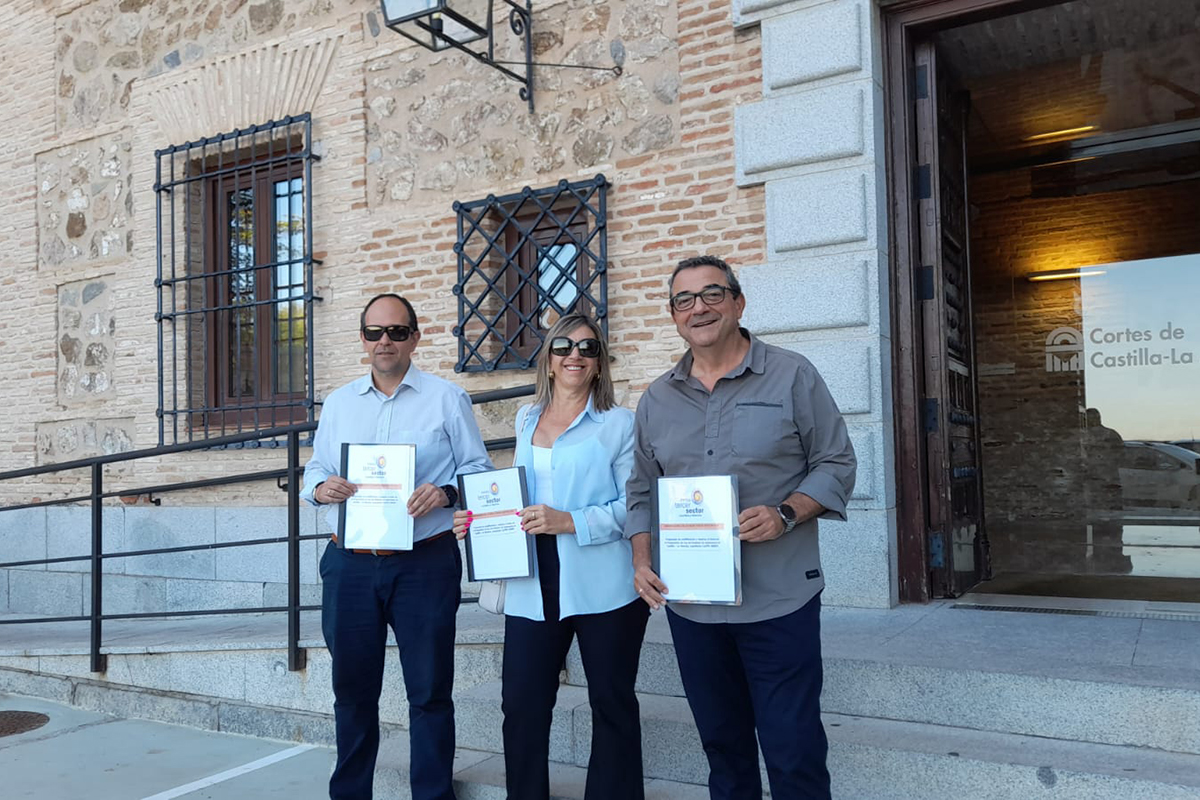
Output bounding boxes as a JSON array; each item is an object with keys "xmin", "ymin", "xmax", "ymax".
[
  {"xmin": 692, "ymin": 489, "xmax": 704, "ymax": 504},
  {"xmin": 376, "ymin": 455, "xmax": 387, "ymax": 468},
  {"xmin": 490, "ymin": 482, "xmax": 500, "ymax": 495},
  {"xmin": 1045, "ymin": 327, "xmax": 1083, "ymax": 373}
]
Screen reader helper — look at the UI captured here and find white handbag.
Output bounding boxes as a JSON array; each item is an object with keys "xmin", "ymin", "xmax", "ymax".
[{"xmin": 478, "ymin": 580, "xmax": 505, "ymax": 614}]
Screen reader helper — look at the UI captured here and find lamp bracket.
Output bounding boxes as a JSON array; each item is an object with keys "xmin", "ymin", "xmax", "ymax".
[
  {"xmin": 493, "ymin": 59, "xmax": 622, "ymax": 78},
  {"xmin": 418, "ymin": 0, "xmax": 537, "ymax": 112}
]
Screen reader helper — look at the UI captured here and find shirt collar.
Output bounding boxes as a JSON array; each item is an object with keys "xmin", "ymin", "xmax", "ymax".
[
  {"xmin": 669, "ymin": 328, "xmax": 763, "ymax": 381},
  {"xmin": 355, "ymin": 364, "xmax": 423, "ymax": 398},
  {"xmin": 524, "ymin": 393, "xmax": 603, "ymax": 427}
]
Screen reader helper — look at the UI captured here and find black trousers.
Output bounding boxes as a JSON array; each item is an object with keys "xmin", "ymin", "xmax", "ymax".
[
  {"xmin": 320, "ymin": 537, "xmax": 461, "ymax": 800},
  {"xmin": 501, "ymin": 599, "xmax": 650, "ymax": 800},
  {"xmin": 667, "ymin": 593, "xmax": 829, "ymax": 800}
]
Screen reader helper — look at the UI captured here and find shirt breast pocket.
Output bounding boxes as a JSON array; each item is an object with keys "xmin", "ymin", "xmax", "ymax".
[
  {"xmin": 391, "ymin": 429, "xmax": 447, "ymax": 472},
  {"xmin": 392, "ymin": 430, "xmax": 444, "ymax": 448},
  {"xmin": 731, "ymin": 401, "xmax": 786, "ymax": 459}
]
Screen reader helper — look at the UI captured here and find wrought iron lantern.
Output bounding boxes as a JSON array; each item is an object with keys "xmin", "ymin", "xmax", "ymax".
[{"xmin": 380, "ymin": 0, "xmax": 535, "ymax": 111}]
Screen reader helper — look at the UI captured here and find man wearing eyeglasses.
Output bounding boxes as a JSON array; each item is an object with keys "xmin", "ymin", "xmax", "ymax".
[
  {"xmin": 625, "ymin": 255, "xmax": 856, "ymax": 800},
  {"xmin": 302, "ymin": 292, "xmax": 492, "ymax": 800}
]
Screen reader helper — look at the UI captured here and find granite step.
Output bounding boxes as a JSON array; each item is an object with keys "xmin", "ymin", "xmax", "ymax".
[
  {"xmin": 565, "ymin": 605, "xmax": 1200, "ymax": 755},
  {"xmin": 395, "ymin": 688, "xmax": 1200, "ymax": 800},
  {"xmin": 0, "ymin": 605, "xmax": 507, "ymax": 735}
]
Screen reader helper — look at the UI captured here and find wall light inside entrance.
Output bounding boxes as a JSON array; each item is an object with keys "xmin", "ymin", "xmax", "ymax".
[
  {"xmin": 1023, "ymin": 125, "xmax": 1098, "ymax": 142},
  {"xmin": 1026, "ymin": 267, "xmax": 1107, "ymax": 282}
]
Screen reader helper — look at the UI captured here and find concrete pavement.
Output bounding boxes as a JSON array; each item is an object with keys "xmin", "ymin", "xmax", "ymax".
[{"xmin": 0, "ymin": 694, "xmax": 334, "ymax": 800}]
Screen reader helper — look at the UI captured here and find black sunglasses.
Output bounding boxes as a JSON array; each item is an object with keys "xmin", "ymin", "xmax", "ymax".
[
  {"xmin": 361, "ymin": 325, "xmax": 413, "ymax": 342},
  {"xmin": 669, "ymin": 284, "xmax": 738, "ymax": 312},
  {"xmin": 549, "ymin": 337, "xmax": 602, "ymax": 358}
]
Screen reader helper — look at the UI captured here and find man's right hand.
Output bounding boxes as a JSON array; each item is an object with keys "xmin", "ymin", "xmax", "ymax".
[
  {"xmin": 634, "ymin": 563, "xmax": 669, "ymax": 611},
  {"xmin": 316, "ymin": 477, "xmax": 358, "ymax": 505},
  {"xmin": 631, "ymin": 531, "xmax": 668, "ymax": 610}
]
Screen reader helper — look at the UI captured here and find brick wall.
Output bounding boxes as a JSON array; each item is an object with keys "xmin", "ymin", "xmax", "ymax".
[
  {"xmin": 0, "ymin": 0, "xmax": 61, "ymax": 487},
  {"xmin": 0, "ymin": 0, "xmax": 763, "ymax": 506}
]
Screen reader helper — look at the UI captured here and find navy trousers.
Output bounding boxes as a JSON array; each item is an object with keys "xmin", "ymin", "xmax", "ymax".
[
  {"xmin": 320, "ymin": 536, "xmax": 462, "ymax": 800},
  {"xmin": 667, "ymin": 594, "xmax": 829, "ymax": 800},
  {"xmin": 501, "ymin": 599, "xmax": 650, "ymax": 800}
]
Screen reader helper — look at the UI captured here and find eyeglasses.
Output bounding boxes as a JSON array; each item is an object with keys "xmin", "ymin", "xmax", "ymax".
[
  {"xmin": 548, "ymin": 337, "xmax": 602, "ymax": 358},
  {"xmin": 361, "ymin": 325, "xmax": 413, "ymax": 342},
  {"xmin": 669, "ymin": 284, "xmax": 738, "ymax": 312}
]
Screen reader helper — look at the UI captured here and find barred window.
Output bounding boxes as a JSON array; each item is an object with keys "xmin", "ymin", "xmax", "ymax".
[
  {"xmin": 454, "ymin": 176, "xmax": 609, "ymax": 372},
  {"xmin": 155, "ymin": 116, "xmax": 318, "ymax": 445}
]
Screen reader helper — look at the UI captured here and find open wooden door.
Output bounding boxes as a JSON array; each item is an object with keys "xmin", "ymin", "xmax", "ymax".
[{"xmin": 913, "ymin": 41, "xmax": 989, "ymax": 597}]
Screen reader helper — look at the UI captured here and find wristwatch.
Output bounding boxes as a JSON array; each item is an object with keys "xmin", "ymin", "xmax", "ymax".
[
  {"xmin": 776, "ymin": 503, "xmax": 797, "ymax": 534},
  {"xmin": 440, "ymin": 484, "xmax": 460, "ymax": 509}
]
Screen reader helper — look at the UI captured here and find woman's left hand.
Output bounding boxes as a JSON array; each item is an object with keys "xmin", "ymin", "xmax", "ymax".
[{"xmin": 519, "ymin": 504, "xmax": 574, "ymax": 535}]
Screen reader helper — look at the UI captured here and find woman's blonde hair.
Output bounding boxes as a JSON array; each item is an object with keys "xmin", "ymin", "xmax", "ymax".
[{"xmin": 533, "ymin": 313, "xmax": 615, "ymax": 412}]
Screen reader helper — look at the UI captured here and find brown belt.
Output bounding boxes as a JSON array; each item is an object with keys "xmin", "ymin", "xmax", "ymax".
[{"xmin": 331, "ymin": 529, "xmax": 453, "ymax": 556}]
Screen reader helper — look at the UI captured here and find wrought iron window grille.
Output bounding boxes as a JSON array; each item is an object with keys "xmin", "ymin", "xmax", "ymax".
[
  {"xmin": 452, "ymin": 175, "xmax": 608, "ymax": 372},
  {"xmin": 154, "ymin": 115, "xmax": 321, "ymax": 447}
]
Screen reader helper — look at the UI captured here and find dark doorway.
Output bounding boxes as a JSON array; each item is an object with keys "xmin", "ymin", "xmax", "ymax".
[{"xmin": 888, "ymin": 0, "xmax": 1200, "ymax": 602}]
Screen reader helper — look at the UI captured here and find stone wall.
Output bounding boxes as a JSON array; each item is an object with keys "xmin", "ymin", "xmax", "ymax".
[
  {"xmin": 363, "ymin": 0, "xmax": 681, "ymax": 206},
  {"xmin": 55, "ymin": 0, "xmax": 348, "ymax": 134},
  {"xmin": 36, "ymin": 418, "xmax": 137, "ymax": 465},
  {"xmin": 329, "ymin": 0, "xmax": 765, "ymax": 398},
  {"xmin": 728, "ymin": 0, "xmax": 895, "ymax": 608},
  {"xmin": 57, "ymin": 275, "xmax": 118, "ymax": 404},
  {"xmin": 37, "ymin": 132, "xmax": 134, "ymax": 269},
  {"xmin": 0, "ymin": 0, "xmax": 765, "ymax": 509},
  {"xmin": 0, "ymin": 0, "xmax": 900, "ymax": 609}
]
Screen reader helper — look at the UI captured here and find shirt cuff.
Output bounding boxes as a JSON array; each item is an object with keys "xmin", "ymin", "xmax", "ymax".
[
  {"xmin": 570, "ymin": 510, "xmax": 592, "ymax": 546},
  {"xmin": 624, "ymin": 508, "xmax": 652, "ymax": 540},
  {"xmin": 794, "ymin": 471, "xmax": 849, "ymax": 522}
]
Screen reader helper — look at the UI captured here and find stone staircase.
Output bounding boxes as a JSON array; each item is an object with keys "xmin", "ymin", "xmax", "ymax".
[{"xmin": 3, "ymin": 601, "xmax": 1200, "ymax": 798}]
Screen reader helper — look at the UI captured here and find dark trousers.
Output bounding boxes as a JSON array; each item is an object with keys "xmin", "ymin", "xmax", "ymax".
[
  {"xmin": 667, "ymin": 594, "xmax": 829, "ymax": 800},
  {"xmin": 501, "ymin": 599, "xmax": 650, "ymax": 800},
  {"xmin": 320, "ymin": 536, "xmax": 462, "ymax": 800}
]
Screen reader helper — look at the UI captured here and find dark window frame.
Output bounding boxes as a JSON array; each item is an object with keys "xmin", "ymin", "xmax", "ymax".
[
  {"xmin": 154, "ymin": 115, "xmax": 320, "ymax": 446},
  {"xmin": 503, "ymin": 215, "xmax": 593, "ymax": 360},
  {"xmin": 454, "ymin": 175, "xmax": 609, "ymax": 372},
  {"xmin": 205, "ymin": 161, "xmax": 308, "ymax": 425}
]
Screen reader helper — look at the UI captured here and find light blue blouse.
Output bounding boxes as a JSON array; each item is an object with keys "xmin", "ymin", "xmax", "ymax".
[{"xmin": 503, "ymin": 399, "xmax": 639, "ymax": 621}]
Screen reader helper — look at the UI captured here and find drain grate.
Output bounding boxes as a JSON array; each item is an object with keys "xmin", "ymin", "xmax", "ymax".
[
  {"xmin": 0, "ymin": 711, "xmax": 50, "ymax": 738},
  {"xmin": 952, "ymin": 603, "xmax": 1200, "ymax": 623}
]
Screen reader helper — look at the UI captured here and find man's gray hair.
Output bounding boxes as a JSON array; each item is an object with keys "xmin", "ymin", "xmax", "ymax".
[{"xmin": 669, "ymin": 255, "xmax": 742, "ymax": 296}]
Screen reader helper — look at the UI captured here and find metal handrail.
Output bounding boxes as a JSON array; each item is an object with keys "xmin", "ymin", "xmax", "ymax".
[
  {"xmin": 0, "ymin": 423, "xmax": 318, "ymax": 482},
  {"xmin": 0, "ymin": 383, "xmax": 535, "ymax": 674}
]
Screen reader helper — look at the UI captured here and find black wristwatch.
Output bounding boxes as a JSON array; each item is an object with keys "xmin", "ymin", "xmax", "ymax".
[
  {"xmin": 440, "ymin": 484, "xmax": 460, "ymax": 509},
  {"xmin": 776, "ymin": 503, "xmax": 797, "ymax": 534}
]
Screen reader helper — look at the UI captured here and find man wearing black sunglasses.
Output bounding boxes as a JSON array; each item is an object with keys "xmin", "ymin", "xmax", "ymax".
[
  {"xmin": 625, "ymin": 255, "xmax": 856, "ymax": 800},
  {"xmin": 302, "ymin": 292, "xmax": 492, "ymax": 800}
]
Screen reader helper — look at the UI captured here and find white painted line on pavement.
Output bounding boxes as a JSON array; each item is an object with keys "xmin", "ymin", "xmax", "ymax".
[{"xmin": 138, "ymin": 744, "xmax": 316, "ymax": 800}]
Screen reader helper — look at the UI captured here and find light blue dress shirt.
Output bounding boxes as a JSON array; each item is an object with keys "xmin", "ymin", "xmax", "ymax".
[
  {"xmin": 504, "ymin": 399, "xmax": 639, "ymax": 621},
  {"xmin": 301, "ymin": 366, "xmax": 493, "ymax": 541}
]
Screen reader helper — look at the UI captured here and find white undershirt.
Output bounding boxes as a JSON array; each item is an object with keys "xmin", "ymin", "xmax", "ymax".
[{"xmin": 531, "ymin": 445, "xmax": 555, "ymax": 508}]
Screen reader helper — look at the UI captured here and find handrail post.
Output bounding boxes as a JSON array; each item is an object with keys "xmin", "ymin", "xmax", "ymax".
[
  {"xmin": 90, "ymin": 463, "xmax": 107, "ymax": 673},
  {"xmin": 287, "ymin": 429, "xmax": 306, "ymax": 671}
]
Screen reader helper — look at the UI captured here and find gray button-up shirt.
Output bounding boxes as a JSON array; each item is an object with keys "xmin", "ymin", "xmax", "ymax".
[{"xmin": 625, "ymin": 330, "xmax": 856, "ymax": 623}]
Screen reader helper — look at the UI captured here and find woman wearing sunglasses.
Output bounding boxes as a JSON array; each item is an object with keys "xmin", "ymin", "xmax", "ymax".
[{"xmin": 453, "ymin": 313, "xmax": 648, "ymax": 800}]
